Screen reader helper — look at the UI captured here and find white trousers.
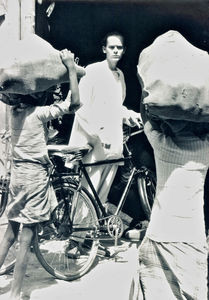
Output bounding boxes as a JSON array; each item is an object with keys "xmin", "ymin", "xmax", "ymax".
[{"xmin": 81, "ymin": 163, "xmax": 118, "ymax": 204}]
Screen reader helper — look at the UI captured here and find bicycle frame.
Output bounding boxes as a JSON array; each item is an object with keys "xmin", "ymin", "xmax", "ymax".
[
  {"xmin": 75, "ymin": 149, "xmax": 139, "ymax": 221},
  {"xmin": 48, "ymin": 126, "xmax": 149, "ymax": 233},
  {"xmin": 48, "ymin": 127, "xmax": 145, "ymax": 224}
]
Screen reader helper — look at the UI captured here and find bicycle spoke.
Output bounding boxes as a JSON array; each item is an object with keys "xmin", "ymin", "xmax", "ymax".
[{"xmin": 33, "ymin": 182, "xmax": 99, "ymax": 281}]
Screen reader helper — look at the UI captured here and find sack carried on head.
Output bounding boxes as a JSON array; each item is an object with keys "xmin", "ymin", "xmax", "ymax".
[
  {"xmin": 0, "ymin": 33, "xmax": 85, "ymax": 95},
  {"xmin": 137, "ymin": 30, "xmax": 209, "ymax": 122}
]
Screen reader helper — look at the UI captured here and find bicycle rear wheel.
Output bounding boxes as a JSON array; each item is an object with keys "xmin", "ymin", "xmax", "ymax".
[
  {"xmin": 137, "ymin": 168, "xmax": 156, "ymax": 220},
  {"xmin": 0, "ymin": 177, "xmax": 9, "ymax": 218},
  {"xmin": 0, "ymin": 216, "xmax": 19, "ymax": 275},
  {"xmin": 33, "ymin": 181, "xmax": 99, "ymax": 281}
]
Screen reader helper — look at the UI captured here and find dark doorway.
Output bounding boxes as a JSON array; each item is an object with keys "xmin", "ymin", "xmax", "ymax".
[{"xmin": 36, "ymin": 0, "xmax": 209, "ymax": 112}]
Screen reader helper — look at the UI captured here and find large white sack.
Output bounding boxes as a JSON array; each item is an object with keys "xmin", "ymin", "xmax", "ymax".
[
  {"xmin": 137, "ymin": 30, "xmax": 209, "ymax": 122},
  {"xmin": 0, "ymin": 33, "xmax": 85, "ymax": 95}
]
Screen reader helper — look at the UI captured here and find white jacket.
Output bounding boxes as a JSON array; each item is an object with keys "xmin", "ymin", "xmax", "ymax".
[{"xmin": 69, "ymin": 60, "xmax": 137, "ymax": 162}]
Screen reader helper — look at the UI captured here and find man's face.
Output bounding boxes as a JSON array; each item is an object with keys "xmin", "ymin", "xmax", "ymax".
[{"xmin": 103, "ymin": 35, "xmax": 125, "ymax": 64}]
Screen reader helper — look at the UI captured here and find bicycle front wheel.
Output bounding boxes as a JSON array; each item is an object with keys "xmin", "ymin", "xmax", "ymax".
[
  {"xmin": 137, "ymin": 168, "xmax": 156, "ymax": 220},
  {"xmin": 33, "ymin": 181, "xmax": 99, "ymax": 281}
]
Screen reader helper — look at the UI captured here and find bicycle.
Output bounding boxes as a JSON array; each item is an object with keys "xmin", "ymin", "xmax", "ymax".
[
  {"xmin": 0, "ymin": 130, "xmax": 19, "ymax": 276},
  {"xmin": 0, "ymin": 130, "xmax": 11, "ymax": 217},
  {"xmin": 0, "ymin": 125, "xmax": 155, "ymax": 280},
  {"xmin": 32, "ymin": 125, "xmax": 156, "ymax": 281}
]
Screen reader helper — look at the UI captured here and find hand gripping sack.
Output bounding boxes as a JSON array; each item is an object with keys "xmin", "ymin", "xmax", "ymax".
[
  {"xmin": 137, "ymin": 30, "xmax": 209, "ymax": 122},
  {"xmin": 0, "ymin": 33, "xmax": 85, "ymax": 95}
]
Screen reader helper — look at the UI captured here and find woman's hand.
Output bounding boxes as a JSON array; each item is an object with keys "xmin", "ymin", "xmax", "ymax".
[{"xmin": 123, "ymin": 111, "xmax": 143, "ymax": 129}]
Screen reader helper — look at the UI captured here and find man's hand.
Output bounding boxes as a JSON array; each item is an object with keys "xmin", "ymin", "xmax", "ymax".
[
  {"xmin": 60, "ymin": 49, "xmax": 76, "ymax": 70},
  {"xmin": 60, "ymin": 49, "xmax": 81, "ymax": 113},
  {"xmin": 123, "ymin": 111, "xmax": 143, "ymax": 129}
]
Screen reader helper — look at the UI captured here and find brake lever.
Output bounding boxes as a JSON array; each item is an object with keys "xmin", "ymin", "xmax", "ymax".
[{"xmin": 134, "ymin": 119, "xmax": 144, "ymax": 131}]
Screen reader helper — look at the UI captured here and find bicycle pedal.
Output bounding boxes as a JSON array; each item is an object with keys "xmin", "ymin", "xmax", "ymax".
[
  {"xmin": 97, "ymin": 244, "xmax": 111, "ymax": 257},
  {"xmin": 97, "ymin": 248, "xmax": 111, "ymax": 258}
]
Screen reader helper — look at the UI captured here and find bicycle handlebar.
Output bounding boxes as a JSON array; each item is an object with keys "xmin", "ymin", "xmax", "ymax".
[
  {"xmin": 129, "ymin": 128, "xmax": 144, "ymax": 137},
  {"xmin": 123, "ymin": 121, "xmax": 144, "ymax": 144},
  {"xmin": 132, "ymin": 119, "xmax": 144, "ymax": 132}
]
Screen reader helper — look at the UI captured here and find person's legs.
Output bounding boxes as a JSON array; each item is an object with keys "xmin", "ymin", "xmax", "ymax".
[
  {"xmin": 97, "ymin": 164, "xmax": 118, "ymax": 204},
  {"xmin": 0, "ymin": 220, "xmax": 20, "ymax": 268},
  {"xmin": 81, "ymin": 164, "xmax": 102, "ymax": 197},
  {"xmin": 81, "ymin": 164, "xmax": 118, "ymax": 204},
  {"xmin": 10, "ymin": 224, "xmax": 35, "ymax": 300}
]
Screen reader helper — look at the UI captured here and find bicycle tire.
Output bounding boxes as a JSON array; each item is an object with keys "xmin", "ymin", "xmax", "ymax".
[
  {"xmin": 137, "ymin": 168, "xmax": 156, "ymax": 220},
  {"xmin": 33, "ymin": 180, "xmax": 99, "ymax": 281},
  {"xmin": 0, "ymin": 178, "xmax": 18, "ymax": 275},
  {"xmin": 0, "ymin": 220, "xmax": 19, "ymax": 275}
]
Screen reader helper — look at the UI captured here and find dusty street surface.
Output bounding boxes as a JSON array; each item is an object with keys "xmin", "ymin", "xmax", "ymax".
[{"xmin": 0, "ymin": 215, "xmax": 141, "ymax": 300}]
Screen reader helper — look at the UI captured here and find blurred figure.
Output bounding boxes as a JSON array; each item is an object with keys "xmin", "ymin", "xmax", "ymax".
[
  {"xmin": 0, "ymin": 49, "xmax": 80, "ymax": 300},
  {"xmin": 137, "ymin": 106, "xmax": 209, "ymax": 300}
]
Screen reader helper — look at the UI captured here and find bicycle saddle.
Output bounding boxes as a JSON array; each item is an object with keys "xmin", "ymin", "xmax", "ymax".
[{"xmin": 47, "ymin": 144, "xmax": 92, "ymax": 156}]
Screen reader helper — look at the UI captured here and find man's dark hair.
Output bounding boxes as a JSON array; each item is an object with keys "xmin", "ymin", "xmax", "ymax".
[{"xmin": 101, "ymin": 31, "xmax": 125, "ymax": 47}]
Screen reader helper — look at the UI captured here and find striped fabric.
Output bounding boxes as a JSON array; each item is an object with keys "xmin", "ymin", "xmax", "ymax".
[
  {"xmin": 144, "ymin": 121, "xmax": 209, "ymax": 243},
  {"xmin": 138, "ymin": 237, "xmax": 208, "ymax": 300},
  {"xmin": 137, "ymin": 121, "xmax": 209, "ymax": 299}
]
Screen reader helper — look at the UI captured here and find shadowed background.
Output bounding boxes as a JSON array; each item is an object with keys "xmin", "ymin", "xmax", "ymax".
[{"xmin": 35, "ymin": 0, "xmax": 209, "ymax": 226}]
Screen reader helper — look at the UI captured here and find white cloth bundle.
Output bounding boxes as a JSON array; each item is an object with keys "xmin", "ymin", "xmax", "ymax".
[
  {"xmin": 0, "ymin": 33, "xmax": 85, "ymax": 95},
  {"xmin": 137, "ymin": 30, "xmax": 209, "ymax": 122}
]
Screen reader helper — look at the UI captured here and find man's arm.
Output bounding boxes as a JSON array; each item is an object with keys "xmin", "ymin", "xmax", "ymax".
[
  {"xmin": 36, "ymin": 50, "xmax": 81, "ymax": 122},
  {"xmin": 60, "ymin": 49, "xmax": 81, "ymax": 113}
]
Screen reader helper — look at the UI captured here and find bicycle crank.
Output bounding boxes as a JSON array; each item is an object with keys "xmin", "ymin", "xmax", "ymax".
[{"xmin": 107, "ymin": 215, "xmax": 124, "ymax": 239}]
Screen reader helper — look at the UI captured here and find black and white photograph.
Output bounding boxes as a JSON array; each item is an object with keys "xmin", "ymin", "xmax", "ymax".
[{"xmin": 0, "ymin": 0, "xmax": 209, "ymax": 299}]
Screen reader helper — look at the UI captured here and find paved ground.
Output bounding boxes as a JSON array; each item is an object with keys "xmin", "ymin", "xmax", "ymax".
[{"xmin": 0, "ymin": 215, "xmax": 141, "ymax": 300}]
